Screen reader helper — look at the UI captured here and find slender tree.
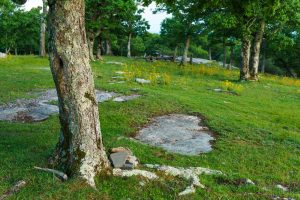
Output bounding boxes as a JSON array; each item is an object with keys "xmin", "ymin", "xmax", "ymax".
[{"xmin": 39, "ymin": 0, "xmax": 47, "ymax": 57}]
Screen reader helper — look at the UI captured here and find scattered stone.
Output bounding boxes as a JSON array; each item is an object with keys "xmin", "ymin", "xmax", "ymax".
[
  {"xmin": 111, "ymin": 147, "xmax": 133, "ymax": 155},
  {"xmin": 37, "ymin": 67, "xmax": 50, "ymax": 71},
  {"xmin": 0, "ymin": 52, "xmax": 7, "ymax": 59},
  {"xmin": 106, "ymin": 61, "xmax": 125, "ymax": 65},
  {"xmin": 214, "ymin": 88, "xmax": 222, "ymax": 92},
  {"xmin": 115, "ymin": 71, "xmax": 125, "ymax": 74},
  {"xmin": 122, "ymin": 162, "xmax": 134, "ymax": 170},
  {"xmin": 136, "ymin": 78, "xmax": 151, "ymax": 84},
  {"xmin": 135, "ymin": 114, "xmax": 215, "ymax": 155},
  {"xmin": 127, "ymin": 155, "xmax": 139, "ymax": 168},
  {"xmin": 272, "ymin": 197, "xmax": 295, "ymax": 200},
  {"xmin": 245, "ymin": 179, "xmax": 255, "ymax": 185},
  {"xmin": 111, "ymin": 76, "xmax": 124, "ymax": 80},
  {"xmin": 109, "ymin": 147, "xmax": 139, "ymax": 169},
  {"xmin": 275, "ymin": 184, "xmax": 289, "ymax": 192},
  {"xmin": 95, "ymin": 91, "xmax": 118, "ymax": 102},
  {"xmin": 109, "ymin": 152, "xmax": 129, "ymax": 168},
  {"xmin": 130, "ymin": 88, "xmax": 140, "ymax": 92},
  {"xmin": 112, "ymin": 95, "xmax": 141, "ymax": 102},
  {"xmin": 113, "ymin": 169, "xmax": 158, "ymax": 180}
]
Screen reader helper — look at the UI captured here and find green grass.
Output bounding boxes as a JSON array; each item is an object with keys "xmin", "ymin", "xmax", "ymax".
[{"xmin": 0, "ymin": 55, "xmax": 299, "ymax": 200}]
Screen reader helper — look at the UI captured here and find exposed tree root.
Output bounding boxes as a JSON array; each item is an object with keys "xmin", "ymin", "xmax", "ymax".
[
  {"xmin": 34, "ymin": 166, "xmax": 68, "ymax": 181},
  {"xmin": 113, "ymin": 164, "xmax": 223, "ymax": 196},
  {"xmin": 144, "ymin": 164, "xmax": 223, "ymax": 196},
  {"xmin": 113, "ymin": 169, "xmax": 158, "ymax": 180},
  {"xmin": 0, "ymin": 180, "xmax": 26, "ymax": 200}
]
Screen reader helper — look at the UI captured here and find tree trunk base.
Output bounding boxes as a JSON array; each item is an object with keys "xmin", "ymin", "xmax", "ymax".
[{"xmin": 49, "ymin": 141, "xmax": 110, "ymax": 187}]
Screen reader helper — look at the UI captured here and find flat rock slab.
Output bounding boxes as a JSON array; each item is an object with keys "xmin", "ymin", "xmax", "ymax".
[
  {"xmin": 0, "ymin": 89, "xmax": 140, "ymax": 123},
  {"xmin": 96, "ymin": 91, "xmax": 119, "ymax": 102},
  {"xmin": 135, "ymin": 114, "xmax": 215, "ymax": 155},
  {"xmin": 113, "ymin": 95, "xmax": 141, "ymax": 102},
  {"xmin": 109, "ymin": 152, "xmax": 129, "ymax": 168}
]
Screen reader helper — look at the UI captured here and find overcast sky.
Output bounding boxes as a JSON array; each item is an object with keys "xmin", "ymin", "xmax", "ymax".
[{"xmin": 22, "ymin": 0, "xmax": 170, "ymax": 33}]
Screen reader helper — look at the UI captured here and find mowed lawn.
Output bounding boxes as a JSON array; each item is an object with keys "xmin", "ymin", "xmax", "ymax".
[{"xmin": 0, "ymin": 56, "xmax": 299, "ymax": 200}]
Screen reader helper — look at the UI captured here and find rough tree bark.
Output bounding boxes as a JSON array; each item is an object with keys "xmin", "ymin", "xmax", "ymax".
[
  {"xmin": 182, "ymin": 35, "xmax": 190, "ymax": 65},
  {"xmin": 250, "ymin": 20, "xmax": 265, "ymax": 81},
  {"xmin": 39, "ymin": 0, "xmax": 47, "ymax": 57},
  {"xmin": 240, "ymin": 37, "xmax": 251, "ymax": 80},
  {"xmin": 47, "ymin": 0, "xmax": 110, "ymax": 187},
  {"xmin": 127, "ymin": 33, "xmax": 132, "ymax": 58}
]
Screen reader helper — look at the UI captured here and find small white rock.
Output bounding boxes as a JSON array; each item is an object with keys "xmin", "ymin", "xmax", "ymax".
[
  {"xmin": 136, "ymin": 78, "xmax": 151, "ymax": 84},
  {"xmin": 276, "ymin": 184, "xmax": 288, "ymax": 192},
  {"xmin": 245, "ymin": 179, "xmax": 255, "ymax": 185},
  {"xmin": 214, "ymin": 88, "xmax": 222, "ymax": 92}
]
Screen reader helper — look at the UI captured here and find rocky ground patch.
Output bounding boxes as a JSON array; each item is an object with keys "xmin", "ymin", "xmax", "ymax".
[
  {"xmin": 0, "ymin": 89, "xmax": 140, "ymax": 123},
  {"xmin": 135, "ymin": 114, "xmax": 215, "ymax": 155}
]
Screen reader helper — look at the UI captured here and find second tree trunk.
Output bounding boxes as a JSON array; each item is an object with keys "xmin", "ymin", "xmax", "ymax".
[
  {"xmin": 182, "ymin": 35, "xmax": 190, "ymax": 65},
  {"xmin": 127, "ymin": 33, "xmax": 132, "ymax": 58},
  {"xmin": 240, "ymin": 37, "xmax": 251, "ymax": 80},
  {"xmin": 250, "ymin": 20, "xmax": 265, "ymax": 80}
]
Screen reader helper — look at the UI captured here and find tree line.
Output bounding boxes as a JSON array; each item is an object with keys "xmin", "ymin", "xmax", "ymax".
[{"xmin": 1, "ymin": 0, "xmax": 300, "ymax": 79}]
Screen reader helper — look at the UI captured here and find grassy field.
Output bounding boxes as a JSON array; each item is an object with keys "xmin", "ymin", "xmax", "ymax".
[{"xmin": 0, "ymin": 56, "xmax": 299, "ymax": 200}]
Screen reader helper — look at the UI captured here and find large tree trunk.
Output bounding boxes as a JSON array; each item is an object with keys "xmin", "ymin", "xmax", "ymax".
[
  {"xmin": 87, "ymin": 36, "xmax": 95, "ymax": 61},
  {"xmin": 240, "ymin": 37, "xmax": 251, "ymax": 80},
  {"xmin": 47, "ymin": 0, "xmax": 110, "ymax": 187},
  {"xmin": 39, "ymin": 0, "xmax": 47, "ymax": 57},
  {"xmin": 173, "ymin": 45, "xmax": 178, "ymax": 62},
  {"xmin": 127, "ymin": 33, "xmax": 132, "ymax": 58},
  {"xmin": 223, "ymin": 38, "xmax": 227, "ymax": 68},
  {"xmin": 228, "ymin": 45, "xmax": 234, "ymax": 70},
  {"xmin": 250, "ymin": 20, "xmax": 265, "ymax": 80},
  {"xmin": 182, "ymin": 35, "xmax": 190, "ymax": 65},
  {"xmin": 105, "ymin": 39, "xmax": 113, "ymax": 55}
]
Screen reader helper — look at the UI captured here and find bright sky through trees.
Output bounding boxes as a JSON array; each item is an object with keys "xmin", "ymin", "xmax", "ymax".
[{"xmin": 23, "ymin": 0, "xmax": 169, "ymax": 33}]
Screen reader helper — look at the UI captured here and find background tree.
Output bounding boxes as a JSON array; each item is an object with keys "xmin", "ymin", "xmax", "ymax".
[
  {"xmin": 0, "ymin": 2, "xmax": 40, "ymax": 54},
  {"xmin": 161, "ymin": 17, "xmax": 185, "ymax": 61},
  {"xmin": 39, "ymin": 0, "xmax": 47, "ymax": 57},
  {"xmin": 118, "ymin": 1, "xmax": 149, "ymax": 58}
]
